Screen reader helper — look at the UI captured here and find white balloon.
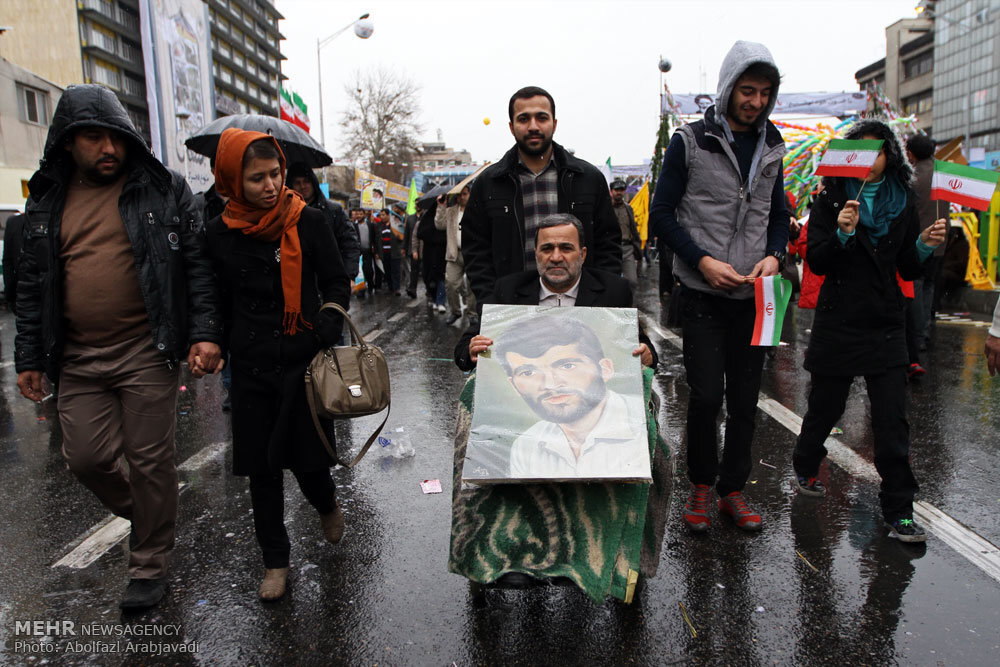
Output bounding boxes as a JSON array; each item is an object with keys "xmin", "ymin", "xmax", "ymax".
[{"xmin": 354, "ymin": 18, "xmax": 374, "ymax": 39}]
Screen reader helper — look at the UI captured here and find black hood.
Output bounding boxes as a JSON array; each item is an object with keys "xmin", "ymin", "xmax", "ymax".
[
  {"xmin": 286, "ymin": 162, "xmax": 324, "ymax": 205},
  {"xmin": 31, "ymin": 85, "xmax": 168, "ymax": 197}
]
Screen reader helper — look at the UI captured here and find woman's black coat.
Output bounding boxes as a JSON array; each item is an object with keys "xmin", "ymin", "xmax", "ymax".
[
  {"xmin": 206, "ymin": 206, "xmax": 350, "ymax": 475},
  {"xmin": 804, "ymin": 179, "xmax": 925, "ymax": 377},
  {"xmin": 417, "ymin": 203, "xmax": 447, "ymax": 283}
]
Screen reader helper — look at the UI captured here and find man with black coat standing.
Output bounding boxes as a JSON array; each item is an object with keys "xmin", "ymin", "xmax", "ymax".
[
  {"xmin": 3, "ymin": 212, "xmax": 27, "ymax": 312},
  {"xmin": 650, "ymin": 41, "xmax": 788, "ymax": 534},
  {"xmin": 461, "ymin": 86, "xmax": 621, "ymax": 305},
  {"xmin": 351, "ymin": 207, "xmax": 378, "ymax": 297},
  {"xmin": 403, "ymin": 203, "xmax": 422, "ymax": 298},
  {"xmin": 15, "ymin": 85, "xmax": 222, "ymax": 610},
  {"xmin": 287, "ymin": 162, "xmax": 360, "ymax": 284}
]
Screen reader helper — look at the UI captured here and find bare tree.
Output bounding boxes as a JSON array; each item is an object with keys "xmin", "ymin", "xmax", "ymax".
[{"xmin": 339, "ymin": 66, "xmax": 423, "ymax": 184}]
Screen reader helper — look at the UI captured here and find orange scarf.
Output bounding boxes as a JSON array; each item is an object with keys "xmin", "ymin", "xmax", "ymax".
[{"xmin": 214, "ymin": 128, "xmax": 310, "ymax": 334}]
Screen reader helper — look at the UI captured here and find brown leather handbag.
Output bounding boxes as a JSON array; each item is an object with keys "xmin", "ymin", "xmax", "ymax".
[{"xmin": 304, "ymin": 302, "xmax": 390, "ymax": 468}]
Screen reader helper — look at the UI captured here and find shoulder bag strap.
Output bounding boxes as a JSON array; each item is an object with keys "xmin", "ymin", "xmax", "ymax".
[
  {"xmin": 305, "ymin": 372, "xmax": 391, "ymax": 468},
  {"xmin": 318, "ymin": 302, "xmax": 365, "ymax": 348}
]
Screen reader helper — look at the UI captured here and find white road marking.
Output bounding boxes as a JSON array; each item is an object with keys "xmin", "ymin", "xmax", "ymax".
[
  {"xmin": 177, "ymin": 440, "xmax": 229, "ymax": 472},
  {"xmin": 645, "ymin": 314, "xmax": 1000, "ymax": 584},
  {"xmin": 365, "ymin": 328, "xmax": 384, "ymax": 341},
  {"xmin": 389, "ymin": 312, "xmax": 406, "ymax": 322},
  {"xmin": 52, "ymin": 441, "xmax": 229, "ymax": 569},
  {"xmin": 0, "ymin": 361, "xmax": 14, "ymax": 368}
]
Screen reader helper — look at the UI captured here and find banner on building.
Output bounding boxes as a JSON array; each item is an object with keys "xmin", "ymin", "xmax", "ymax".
[
  {"xmin": 663, "ymin": 91, "xmax": 868, "ymax": 118},
  {"xmin": 280, "ymin": 89, "xmax": 310, "ymax": 133},
  {"xmin": 139, "ymin": 0, "xmax": 215, "ymax": 191}
]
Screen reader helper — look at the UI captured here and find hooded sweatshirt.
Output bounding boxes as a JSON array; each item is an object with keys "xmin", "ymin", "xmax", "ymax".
[
  {"xmin": 285, "ymin": 162, "xmax": 361, "ymax": 279},
  {"xmin": 650, "ymin": 40, "xmax": 788, "ymax": 299}
]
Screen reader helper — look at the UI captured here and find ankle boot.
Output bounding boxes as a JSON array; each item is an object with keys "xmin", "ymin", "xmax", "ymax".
[
  {"xmin": 258, "ymin": 568, "xmax": 288, "ymax": 601},
  {"xmin": 320, "ymin": 505, "xmax": 345, "ymax": 543}
]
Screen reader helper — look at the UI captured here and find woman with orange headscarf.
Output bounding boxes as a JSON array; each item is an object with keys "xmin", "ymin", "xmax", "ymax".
[{"xmin": 206, "ymin": 128, "xmax": 350, "ymax": 601}]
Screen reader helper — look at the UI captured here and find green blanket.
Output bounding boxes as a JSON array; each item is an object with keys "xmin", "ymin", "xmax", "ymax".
[{"xmin": 448, "ymin": 367, "xmax": 671, "ymax": 603}]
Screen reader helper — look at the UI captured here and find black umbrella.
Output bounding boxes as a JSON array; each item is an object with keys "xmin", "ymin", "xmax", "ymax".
[
  {"xmin": 184, "ymin": 114, "xmax": 332, "ymax": 168},
  {"xmin": 417, "ymin": 184, "xmax": 452, "ymax": 205}
]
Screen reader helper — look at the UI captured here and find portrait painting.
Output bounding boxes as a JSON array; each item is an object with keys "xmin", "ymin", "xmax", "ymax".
[{"xmin": 463, "ymin": 305, "xmax": 652, "ymax": 484}]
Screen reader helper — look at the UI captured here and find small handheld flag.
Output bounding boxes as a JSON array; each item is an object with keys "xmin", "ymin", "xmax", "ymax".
[
  {"xmin": 406, "ymin": 178, "xmax": 419, "ymax": 215},
  {"xmin": 815, "ymin": 139, "xmax": 884, "ymax": 179},
  {"xmin": 750, "ymin": 276, "xmax": 793, "ymax": 347},
  {"xmin": 930, "ymin": 160, "xmax": 1000, "ymax": 211}
]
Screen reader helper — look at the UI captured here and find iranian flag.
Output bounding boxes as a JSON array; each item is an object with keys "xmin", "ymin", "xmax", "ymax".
[
  {"xmin": 292, "ymin": 92, "xmax": 311, "ymax": 133},
  {"xmin": 815, "ymin": 139, "xmax": 884, "ymax": 179},
  {"xmin": 750, "ymin": 276, "xmax": 793, "ymax": 347},
  {"xmin": 279, "ymin": 89, "xmax": 311, "ymax": 133},
  {"xmin": 279, "ymin": 89, "xmax": 295, "ymax": 124},
  {"xmin": 930, "ymin": 160, "xmax": 1000, "ymax": 211}
]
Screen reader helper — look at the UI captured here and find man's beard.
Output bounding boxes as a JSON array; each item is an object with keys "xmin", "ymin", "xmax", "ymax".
[
  {"xmin": 81, "ymin": 159, "xmax": 125, "ymax": 184},
  {"xmin": 516, "ymin": 132, "xmax": 552, "ymax": 157},
  {"xmin": 521, "ymin": 375, "xmax": 606, "ymax": 424},
  {"xmin": 540, "ymin": 258, "xmax": 582, "ymax": 291}
]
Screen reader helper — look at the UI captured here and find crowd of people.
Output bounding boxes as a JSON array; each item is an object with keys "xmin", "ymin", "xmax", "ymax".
[{"xmin": 6, "ymin": 37, "xmax": 998, "ymax": 610}]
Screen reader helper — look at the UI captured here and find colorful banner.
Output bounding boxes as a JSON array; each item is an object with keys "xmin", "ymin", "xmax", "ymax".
[
  {"xmin": 630, "ymin": 181, "xmax": 650, "ymax": 248},
  {"xmin": 751, "ymin": 276, "xmax": 793, "ymax": 347},
  {"xmin": 930, "ymin": 160, "xmax": 1000, "ymax": 211},
  {"xmin": 353, "ymin": 169, "xmax": 411, "ymax": 202},
  {"xmin": 360, "ymin": 178, "xmax": 387, "ymax": 210},
  {"xmin": 815, "ymin": 139, "xmax": 883, "ymax": 179},
  {"xmin": 139, "ymin": 0, "xmax": 215, "ymax": 190},
  {"xmin": 664, "ymin": 91, "xmax": 868, "ymax": 117}
]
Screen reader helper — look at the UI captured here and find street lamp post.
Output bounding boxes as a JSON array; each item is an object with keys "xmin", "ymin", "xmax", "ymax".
[{"xmin": 317, "ymin": 13, "xmax": 373, "ymax": 150}]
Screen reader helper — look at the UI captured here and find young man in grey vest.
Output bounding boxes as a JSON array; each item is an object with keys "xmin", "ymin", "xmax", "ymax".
[{"xmin": 650, "ymin": 41, "xmax": 788, "ymax": 533}]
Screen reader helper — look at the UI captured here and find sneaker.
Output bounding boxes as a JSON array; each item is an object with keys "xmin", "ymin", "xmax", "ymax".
[
  {"xmin": 435, "ymin": 304, "xmax": 447, "ymax": 314},
  {"xmin": 718, "ymin": 492, "xmax": 762, "ymax": 531},
  {"xmin": 446, "ymin": 312, "xmax": 462, "ymax": 325},
  {"xmin": 907, "ymin": 363, "xmax": 926, "ymax": 380},
  {"xmin": 119, "ymin": 578, "xmax": 167, "ymax": 610},
  {"xmin": 794, "ymin": 475, "xmax": 826, "ymax": 497},
  {"xmin": 885, "ymin": 517, "xmax": 927, "ymax": 543},
  {"xmin": 683, "ymin": 484, "xmax": 713, "ymax": 532}
]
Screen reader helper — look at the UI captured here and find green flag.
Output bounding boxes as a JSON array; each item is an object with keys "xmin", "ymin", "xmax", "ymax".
[{"xmin": 406, "ymin": 178, "xmax": 419, "ymax": 215}]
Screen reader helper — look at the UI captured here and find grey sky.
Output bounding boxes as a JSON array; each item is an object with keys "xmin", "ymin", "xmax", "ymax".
[{"xmin": 276, "ymin": 0, "xmax": 920, "ymax": 167}]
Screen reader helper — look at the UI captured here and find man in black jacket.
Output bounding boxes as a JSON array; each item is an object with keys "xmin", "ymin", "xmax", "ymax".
[
  {"xmin": 3, "ymin": 212, "xmax": 27, "ymax": 313},
  {"xmin": 287, "ymin": 162, "xmax": 360, "ymax": 283},
  {"xmin": 461, "ymin": 86, "xmax": 621, "ymax": 305},
  {"xmin": 15, "ymin": 85, "xmax": 222, "ymax": 611}
]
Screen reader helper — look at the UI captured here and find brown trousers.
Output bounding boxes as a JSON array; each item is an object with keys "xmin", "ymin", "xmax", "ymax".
[{"xmin": 58, "ymin": 335, "xmax": 180, "ymax": 579}]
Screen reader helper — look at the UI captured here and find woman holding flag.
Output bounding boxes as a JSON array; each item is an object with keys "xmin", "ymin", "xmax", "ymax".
[{"xmin": 791, "ymin": 119, "xmax": 946, "ymax": 544}]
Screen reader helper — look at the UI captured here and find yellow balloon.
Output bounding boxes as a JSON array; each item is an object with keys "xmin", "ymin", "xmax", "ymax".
[{"xmin": 483, "ymin": 117, "xmax": 491, "ymax": 126}]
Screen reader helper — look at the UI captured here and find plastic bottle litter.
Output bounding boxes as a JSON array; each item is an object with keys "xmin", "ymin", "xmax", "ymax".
[{"xmin": 379, "ymin": 431, "xmax": 415, "ymax": 459}]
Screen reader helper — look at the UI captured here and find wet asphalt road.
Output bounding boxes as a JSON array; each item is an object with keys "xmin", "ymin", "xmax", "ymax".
[{"xmin": 1, "ymin": 263, "xmax": 999, "ymax": 666}]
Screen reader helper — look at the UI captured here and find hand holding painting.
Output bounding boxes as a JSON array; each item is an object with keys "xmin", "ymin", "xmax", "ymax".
[{"xmin": 470, "ymin": 335, "xmax": 654, "ymax": 368}]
